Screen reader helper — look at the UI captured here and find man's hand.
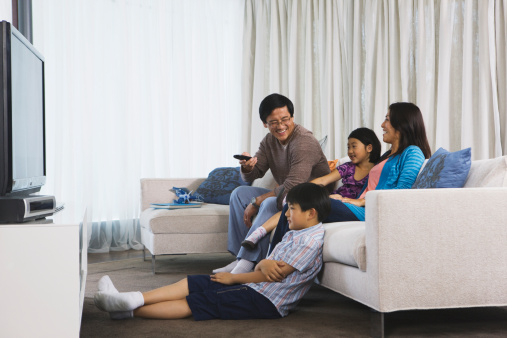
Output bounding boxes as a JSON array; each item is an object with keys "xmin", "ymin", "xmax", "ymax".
[
  {"xmin": 256, "ymin": 260, "xmax": 286, "ymax": 282},
  {"xmin": 243, "ymin": 204, "xmax": 259, "ymax": 228},
  {"xmin": 239, "ymin": 152, "xmax": 257, "ymax": 173},
  {"xmin": 210, "ymin": 272, "xmax": 236, "ymax": 285}
]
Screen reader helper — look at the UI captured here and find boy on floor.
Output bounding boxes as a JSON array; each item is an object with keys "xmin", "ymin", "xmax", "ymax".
[{"xmin": 94, "ymin": 182, "xmax": 330, "ymax": 320}]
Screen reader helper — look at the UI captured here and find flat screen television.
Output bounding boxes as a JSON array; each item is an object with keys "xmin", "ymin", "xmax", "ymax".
[{"xmin": 0, "ymin": 21, "xmax": 46, "ymax": 197}]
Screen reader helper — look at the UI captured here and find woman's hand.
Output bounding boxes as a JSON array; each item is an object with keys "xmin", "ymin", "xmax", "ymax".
[
  {"xmin": 211, "ymin": 272, "xmax": 236, "ymax": 285},
  {"xmin": 329, "ymin": 194, "xmax": 343, "ymax": 201},
  {"xmin": 342, "ymin": 197, "xmax": 365, "ymax": 207}
]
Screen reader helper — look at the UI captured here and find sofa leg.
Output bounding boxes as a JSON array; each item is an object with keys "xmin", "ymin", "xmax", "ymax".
[
  {"xmin": 370, "ymin": 309, "xmax": 384, "ymax": 338},
  {"xmin": 151, "ymin": 255, "xmax": 156, "ymax": 274}
]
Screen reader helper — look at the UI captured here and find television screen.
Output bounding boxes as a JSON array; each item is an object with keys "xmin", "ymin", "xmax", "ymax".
[
  {"xmin": 0, "ymin": 21, "xmax": 46, "ymax": 196},
  {"xmin": 11, "ymin": 30, "xmax": 45, "ymax": 191}
]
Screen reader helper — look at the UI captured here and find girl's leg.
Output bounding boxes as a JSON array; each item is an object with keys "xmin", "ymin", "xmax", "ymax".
[
  {"xmin": 242, "ymin": 211, "xmax": 282, "ymax": 249},
  {"xmin": 134, "ymin": 299, "xmax": 192, "ymax": 319},
  {"xmin": 267, "ymin": 204, "xmax": 290, "ymax": 256}
]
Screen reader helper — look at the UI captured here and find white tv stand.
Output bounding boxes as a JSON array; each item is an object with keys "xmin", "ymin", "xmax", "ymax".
[{"xmin": 0, "ymin": 211, "xmax": 88, "ymax": 337}]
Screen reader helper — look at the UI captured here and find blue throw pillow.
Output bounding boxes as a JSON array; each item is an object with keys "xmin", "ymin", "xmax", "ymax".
[
  {"xmin": 194, "ymin": 167, "xmax": 251, "ymax": 205},
  {"xmin": 412, "ymin": 147, "xmax": 472, "ymax": 189}
]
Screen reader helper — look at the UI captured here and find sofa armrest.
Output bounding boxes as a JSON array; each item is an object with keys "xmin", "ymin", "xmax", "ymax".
[
  {"xmin": 365, "ymin": 187, "xmax": 507, "ymax": 312},
  {"xmin": 140, "ymin": 178, "xmax": 206, "ymax": 211}
]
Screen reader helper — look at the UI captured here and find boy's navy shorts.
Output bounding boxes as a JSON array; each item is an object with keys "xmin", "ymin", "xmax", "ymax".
[{"xmin": 185, "ymin": 275, "xmax": 281, "ymax": 321}]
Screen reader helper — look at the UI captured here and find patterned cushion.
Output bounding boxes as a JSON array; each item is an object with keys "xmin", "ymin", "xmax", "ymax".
[
  {"xmin": 412, "ymin": 147, "xmax": 472, "ymax": 189},
  {"xmin": 194, "ymin": 167, "xmax": 250, "ymax": 205}
]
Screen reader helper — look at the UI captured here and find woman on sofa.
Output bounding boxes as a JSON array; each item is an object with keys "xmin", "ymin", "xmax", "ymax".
[{"xmin": 268, "ymin": 102, "xmax": 432, "ymax": 256}]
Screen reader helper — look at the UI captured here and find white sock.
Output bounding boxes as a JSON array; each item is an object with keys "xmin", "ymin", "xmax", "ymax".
[
  {"xmin": 110, "ymin": 310, "xmax": 134, "ymax": 320},
  {"xmin": 98, "ymin": 275, "xmax": 118, "ymax": 293},
  {"xmin": 231, "ymin": 259, "xmax": 254, "ymax": 274},
  {"xmin": 244, "ymin": 227, "xmax": 267, "ymax": 245},
  {"xmin": 94, "ymin": 291, "xmax": 144, "ymax": 312},
  {"xmin": 212, "ymin": 260, "xmax": 238, "ymax": 274}
]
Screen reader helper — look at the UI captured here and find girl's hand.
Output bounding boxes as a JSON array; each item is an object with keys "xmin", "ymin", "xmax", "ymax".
[
  {"xmin": 211, "ymin": 272, "xmax": 235, "ymax": 285},
  {"xmin": 329, "ymin": 194, "xmax": 343, "ymax": 201},
  {"xmin": 342, "ymin": 197, "xmax": 365, "ymax": 207}
]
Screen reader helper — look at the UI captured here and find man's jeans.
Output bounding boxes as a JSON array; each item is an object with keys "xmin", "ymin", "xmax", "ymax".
[{"xmin": 227, "ymin": 186, "xmax": 279, "ymax": 263}]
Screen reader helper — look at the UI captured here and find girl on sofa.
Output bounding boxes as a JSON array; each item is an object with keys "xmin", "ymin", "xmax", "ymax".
[
  {"xmin": 241, "ymin": 127, "xmax": 381, "ymax": 250},
  {"xmin": 267, "ymin": 102, "xmax": 432, "ymax": 255}
]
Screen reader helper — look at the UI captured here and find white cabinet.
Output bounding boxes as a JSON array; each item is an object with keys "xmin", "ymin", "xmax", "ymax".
[{"xmin": 0, "ymin": 216, "xmax": 87, "ymax": 337}]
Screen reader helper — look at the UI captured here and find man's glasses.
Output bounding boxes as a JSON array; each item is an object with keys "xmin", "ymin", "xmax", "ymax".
[{"xmin": 267, "ymin": 116, "xmax": 292, "ymax": 128}]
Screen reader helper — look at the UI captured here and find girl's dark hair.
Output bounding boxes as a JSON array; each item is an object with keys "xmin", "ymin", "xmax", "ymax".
[
  {"xmin": 380, "ymin": 102, "xmax": 431, "ymax": 161},
  {"xmin": 348, "ymin": 127, "xmax": 382, "ymax": 164},
  {"xmin": 286, "ymin": 183, "xmax": 331, "ymax": 222},
  {"xmin": 259, "ymin": 93, "xmax": 294, "ymax": 123}
]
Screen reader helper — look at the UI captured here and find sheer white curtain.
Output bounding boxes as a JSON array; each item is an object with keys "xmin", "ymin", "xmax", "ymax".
[
  {"xmin": 242, "ymin": 0, "xmax": 507, "ymax": 160},
  {"xmin": 32, "ymin": 0, "xmax": 244, "ymax": 252}
]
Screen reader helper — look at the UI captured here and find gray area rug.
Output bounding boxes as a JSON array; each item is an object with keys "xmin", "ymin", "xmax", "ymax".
[{"xmin": 81, "ymin": 253, "xmax": 507, "ymax": 337}]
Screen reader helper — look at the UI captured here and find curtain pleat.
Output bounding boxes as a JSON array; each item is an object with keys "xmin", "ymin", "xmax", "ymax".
[
  {"xmin": 32, "ymin": 0, "xmax": 244, "ymax": 252},
  {"xmin": 242, "ymin": 0, "xmax": 506, "ymax": 160}
]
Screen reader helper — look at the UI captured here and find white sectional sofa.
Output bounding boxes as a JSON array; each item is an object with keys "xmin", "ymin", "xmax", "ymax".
[
  {"xmin": 319, "ymin": 155, "xmax": 507, "ymax": 336},
  {"xmin": 140, "ymin": 155, "xmax": 507, "ymax": 336}
]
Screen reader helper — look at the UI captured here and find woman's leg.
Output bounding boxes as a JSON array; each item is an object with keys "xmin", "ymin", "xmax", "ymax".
[{"xmin": 324, "ymin": 199, "xmax": 359, "ymax": 222}]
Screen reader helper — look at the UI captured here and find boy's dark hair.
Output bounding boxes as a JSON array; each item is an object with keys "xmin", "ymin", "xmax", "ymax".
[
  {"xmin": 286, "ymin": 183, "xmax": 331, "ymax": 222},
  {"xmin": 259, "ymin": 93, "xmax": 294, "ymax": 123},
  {"xmin": 348, "ymin": 127, "xmax": 382, "ymax": 164}
]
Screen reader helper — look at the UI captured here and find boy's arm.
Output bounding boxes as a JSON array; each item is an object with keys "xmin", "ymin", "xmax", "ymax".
[
  {"xmin": 211, "ymin": 260, "xmax": 296, "ymax": 285},
  {"xmin": 255, "ymin": 259, "xmax": 296, "ymax": 282},
  {"xmin": 211, "ymin": 271, "xmax": 268, "ymax": 285}
]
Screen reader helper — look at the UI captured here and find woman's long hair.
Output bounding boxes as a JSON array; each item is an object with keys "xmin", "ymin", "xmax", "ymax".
[{"xmin": 381, "ymin": 102, "xmax": 431, "ymax": 161}]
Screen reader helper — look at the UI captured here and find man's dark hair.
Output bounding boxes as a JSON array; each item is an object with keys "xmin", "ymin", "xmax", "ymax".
[
  {"xmin": 286, "ymin": 183, "xmax": 331, "ymax": 222},
  {"xmin": 348, "ymin": 127, "xmax": 382, "ymax": 164},
  {"xmin": 259, "ymin": 93, "xmax": 294, "ymax": 123}
]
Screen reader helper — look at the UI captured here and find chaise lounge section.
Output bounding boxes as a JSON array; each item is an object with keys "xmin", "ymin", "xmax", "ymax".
[{"xmin": 139, "ymin": 172, "xmax": 276, "ymax": 273}]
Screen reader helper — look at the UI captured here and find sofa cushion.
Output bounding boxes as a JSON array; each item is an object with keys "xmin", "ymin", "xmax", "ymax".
[
  {"xmin": 464, "ymin": 155, "xmax": 507, "ymax": 188},
  {"xmin": 140, "ymin": 204, "xmax": 230, "ymax": 234},
  {"xmin": 412, "ymin": 147, "xmax": 472, "ymax": 189},
  {"xmin": 194, "ymin": 167, "xmax": 250, "ymax": 205},
  {"xmin": 322, "ymin": 222, "xmax": 366, "ymax": 271}
]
